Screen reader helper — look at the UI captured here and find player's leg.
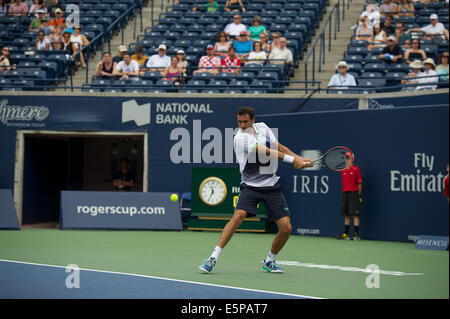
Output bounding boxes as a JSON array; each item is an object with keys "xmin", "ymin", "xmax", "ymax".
[
  {"xmin": 199, "ymin": 186, "xmax": 258, "ymax": 273},
  {"xmin": 261, "ymin": 186, "xmax": 291, "ymax": 273}
]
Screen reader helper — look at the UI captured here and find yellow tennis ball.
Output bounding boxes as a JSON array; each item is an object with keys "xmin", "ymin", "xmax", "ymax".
[{"xmin": 170, "ymin": 194, "xmax": 178, "ymax": 202}]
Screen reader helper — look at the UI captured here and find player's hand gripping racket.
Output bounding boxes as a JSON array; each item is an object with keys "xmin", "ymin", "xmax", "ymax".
[{"xmin": 311, "ymin": 146, "xmax": 353, "ymax": 171}]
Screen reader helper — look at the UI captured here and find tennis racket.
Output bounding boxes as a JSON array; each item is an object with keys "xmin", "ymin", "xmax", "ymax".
[{"xmin": 311, "ymin": 146, "xmax": 353, "ymax": 171}]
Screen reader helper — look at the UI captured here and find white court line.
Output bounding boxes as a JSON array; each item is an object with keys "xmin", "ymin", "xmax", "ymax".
[
  {"xmin": 277, "ymin": 261, "xmax": 424, "ymax": 276},
  {"xmin": 0, "ymin": 258, "xmax": 323, "ymax": 299}
]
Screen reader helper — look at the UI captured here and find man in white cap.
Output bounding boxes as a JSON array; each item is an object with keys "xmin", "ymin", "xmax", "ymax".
[
  {"xmin": 224, "ymin": 14, "xmax": 247, "ymax": 39},
  {"xmin": 327, "ymin": 61, "xmax": 357, "ymax": 90},
  {"xmin": 407, "ymin": 14, "xmax": 449, "ymax": 40},
  {"xmin": 379, "ymin": 35, "xmax": 403, "ymax": 63},
  {"xmin": 146, "ymin": 44, "xmax": 171, "ymax": 72},
  {"xmin": 112, "ymin": 45, "xmax": 128, "ymax": 64}
]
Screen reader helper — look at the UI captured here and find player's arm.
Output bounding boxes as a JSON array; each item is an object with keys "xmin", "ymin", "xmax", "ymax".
[
  {"xmin": 277, "ymin": 142, "xmax": 312, "ymax": 163},
  {"xmin": 255, "ymin": 144, "xmax": 311, "ymax": 169}
]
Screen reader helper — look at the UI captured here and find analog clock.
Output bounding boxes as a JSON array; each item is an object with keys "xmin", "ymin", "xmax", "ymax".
[{"xmin": 199, "ymin": 177, "xmax": 227, "ymax": 206}]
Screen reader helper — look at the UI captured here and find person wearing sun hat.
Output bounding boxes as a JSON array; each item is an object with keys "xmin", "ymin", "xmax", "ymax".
[
  {"xmin": 416, "ymin": 58, "xmax": 439, "ymax": 90},
  {"xmin": 327, "ymin": 61, "xmax": 357, "ymax": 89}
]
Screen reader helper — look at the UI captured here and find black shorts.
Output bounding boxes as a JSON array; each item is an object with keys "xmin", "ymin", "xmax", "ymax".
[
  {"xmin": 235, "ymin": 183, "xmax": 291, "ymax": 222},
  {"xmin": 340, "ymin": 191, "xmax": 361, "ymax": 216}
]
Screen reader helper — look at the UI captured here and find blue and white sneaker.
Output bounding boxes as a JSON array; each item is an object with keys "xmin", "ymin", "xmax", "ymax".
[
  {"xmin": 262, "ymin": 260, "xmax": 285, "ymax": 273},
  {"xmin": 199, "ymin": 257, "xmax": 216, "ymax": 273}
]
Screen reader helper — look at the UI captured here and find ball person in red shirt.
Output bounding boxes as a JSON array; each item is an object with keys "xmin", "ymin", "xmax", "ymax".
[{"xmin": 336, "ymin": 152, "xmax": 363, "ymax": 240}]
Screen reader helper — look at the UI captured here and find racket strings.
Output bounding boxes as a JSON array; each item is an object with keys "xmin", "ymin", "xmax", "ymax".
[{"xmin": 324, "ymin": 148, "xmax": 350, "ymax": 171}]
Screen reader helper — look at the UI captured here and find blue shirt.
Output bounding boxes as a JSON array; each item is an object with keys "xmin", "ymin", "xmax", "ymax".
[{"xmin": 233, "ymin": 41, "xmax": 253, "ymax": 55}]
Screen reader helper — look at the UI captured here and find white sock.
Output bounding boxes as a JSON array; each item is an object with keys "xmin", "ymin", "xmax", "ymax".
[
  {"xmin": 265, "ymin": 251, "xmax": 276, "ymax": 263},
  {"xmin": 210, "ymin": 246, "xmax": 222, "ymax": 260}
]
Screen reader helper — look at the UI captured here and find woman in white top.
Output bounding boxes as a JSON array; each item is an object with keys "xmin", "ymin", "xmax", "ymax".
[
  {"xmin": 35, "ymin": 30, "xmax": 51, "ymax": 50},
  {"xmin": 416, "ymin": 58, "xmax": 439, "ymax": 91},
  {"xmin": 29, "ymin": 0, "xmax": 47, "ymax": 18},
  {"xmin": 246, "ymin": 41, "xmax": 266, "ymax": 64},
  {"xmin": 214, "ymin": 32, "xmax": 232, "ymax": 57},
  {"xmin": 70, "ymin": 25, "xmax": 89, "ymax": 68},
  {"xmin": 368, "ymin": 24, "xmax": 387, "ymax": 51}
]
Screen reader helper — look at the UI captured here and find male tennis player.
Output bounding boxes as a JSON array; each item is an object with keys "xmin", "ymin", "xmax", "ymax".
[
  {"xmin": 199, "ymin": 107, "xmax": 313, "ymax": 273},
  {"xmin": 336, "ymin": 152, "xmax": 363, "ymax": 240}
]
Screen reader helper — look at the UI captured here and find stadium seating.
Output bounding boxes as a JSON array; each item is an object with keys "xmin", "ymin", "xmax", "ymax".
[
  {"xmin": 82, "ymin": 0, "xmax": 330, "ymax": 93},
  {"xmin": 0, "ymin": 0, "xmax": 142, "ymax": 91},
  {"xmin": 335, "ymin": 0, "xmax": 449, "ymax": 93}
]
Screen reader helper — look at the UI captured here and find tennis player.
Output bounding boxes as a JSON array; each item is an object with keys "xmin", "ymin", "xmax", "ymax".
[
  {"xmin": 199, "ymin": 107, "xmax": 313, "ymax": 274},
  {"xmin": 336, "ymin": 152, "xmax": 363, "ymax": 240}
]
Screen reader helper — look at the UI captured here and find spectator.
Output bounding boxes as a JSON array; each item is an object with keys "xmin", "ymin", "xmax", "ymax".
[
  {"xmin": 248, "ymin": 16, "xmax": 267, "ymax": 41},
  {"xmin": 71, "ymin": 24, "xmax": 89, "ymax": 68},
  {"xmin": 29, "ymin": 0, "xmax": 46, "ymax": 18},
  {"xmin": 176, "ymin": 50, "xmax": 188, "ymax": 74},
  {"xmin": 270, "ymin": 32, "xmax": 281, "ymax": 52},
  {"xmin": 40, "ymin": 17, "xmax": 53, "ymax": 35},
  {"xmin": 224, "ymin": 14, "xmax": 247, "ymax": 39},
  {"xmin": 112, "ymin": 45, "xmax": 127, "ymax": 64},
  {"xmin": 194, "ymin": 44, "xmax": 221, "ymax": 75},
  {"xmin": 360, "ymin": 3, "xmax": 380, "ymax": 29},
  {"xmin": 395, "ymin": 0, "xmax": 414, "ymax": 17},
  {"xmin": 327, "ymin": 61, "xmax": 357, "ymax": 89},
  {"xmin": 49, "ymin": 8, "xmax": 64, "ymax": 28},
  {"xmin": 114, "ymin": 52, "xmax": 140, "ymax": 80},
  {"xmin": 61, "ymin": 29, "xmax": 77, "ymax": 61},
  {"xmin": 269, "ymin": 37, "xmax": 293, "ymax": 65},
  {"xmin": 47, "ymin": 23, "xmax": 64, "ymax": 48},
  {"xmin": 113, "ymin": 158, "xmax": 134, "ymax": 192},
  {"xmin": 146, "ymin": 44, "xmax": 171, "ymax": 72},
  {"xmin": 221, "ymin": 46, "xmax": 241, "ymax": 75},
  {"xmin": 233, "ymin": 31, "xmax": 252, "ymax": 59},
  {"xmin": 416, "ymin": 58, "xmax": 439, "ymax": 90},
  {"xmin": 381, "ymin": 14, "xmax": 395, "ymax": 36},
  {"xmin": 378, "ymin": 35, "xmax": 403, "ymax": 63},
  {"xmin": 401, "ymin": 59, "xmax": 423, "ymax": 86},
  {"xmin": 29, "ymin": 9, "xmax": 45, "ymax": 31},
  {"xmin": 160, "ymin": 56, "xmax": 183, "ymax": 86},
  {"xmin": 336, "ymin": 152, "xmax": 363, "ymax": 240},
  {"xmin": 436, "ymin": 52, "xmax": 449, "ymax": 81},
  {"xmin": 368, "ymin": 24, "xmax": 387, "ymax": 51},
  {"xmin": 192, "ymin": 0, "xmax": 219, "ymax": 12},
  {"xmin": 96, "ymin": 51, "xmax": 117, "ymax": 78},
  {"xmin": 355, "ymin": 16, "xmax": 373, "ymax": 41},
  {"xmin": 404, "ymin": 39, "xmax": 427, "ymax": 64},
  {"xmin": 224, "ymin": 0, "xmax": 245, "ymax": 12},
  {"xmin": 379, "ymin": 0, "xmax": 397, "ymax": 16},
  {"xmin": 35, "ymin": 30, "xmax": 51, "ymax": 50},
  {"xmin": 214, "ymin": 31, "xmax": 232, "ymax": 57},
  {"xmin": 0, "ymin": 46, "xmax": 16, "ymax": 74},
  {"xmin": 46, "ymin": 0, "xmax": 62, "ymax": 16},
  {"xmin": 9, "ymin": 0, "xmax": 28, "ymax": 16},
  {"xmin": 246, "ymin": 41, "xmax": 267, "ymax": 65},
  {"xmin": 0, "ymin": 0, "xmax": 8, "ymax": 18},
  {"xmin": 408, "ymin": 14, "xmax": 449, "ymax": 41},
  {"xmin": 131, "ymin": 45, "xmax": 148, "ymax": 68},
  {"xmin": 394, "ymin": 21, "xmax": 411, "ymax": 47},
  {"xmin": 259, "ymin": 33, "xmax": 271, "ymax": 53}
]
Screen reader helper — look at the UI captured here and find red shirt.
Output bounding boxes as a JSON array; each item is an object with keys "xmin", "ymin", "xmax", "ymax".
[
  {"xmin": 221, "ymin": 55, "xmax": 241, "ymax": 73},
  {"xmin": 341, "ymin": 164, "xmax": 362, "ymax": 192},
  {"xmin": 444, "ymin": 175, "xmax": 449, "ymax": 197}
]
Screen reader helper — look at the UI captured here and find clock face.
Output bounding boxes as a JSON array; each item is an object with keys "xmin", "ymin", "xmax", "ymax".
[{"xmin": 199, "ymin": 177, "xmax": 227, "ymax": 206}]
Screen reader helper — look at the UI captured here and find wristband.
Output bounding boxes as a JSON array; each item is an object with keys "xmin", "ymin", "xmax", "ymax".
[{"xmin": 283, "ymin": 154, "xmax": 294, "ymax": 164}]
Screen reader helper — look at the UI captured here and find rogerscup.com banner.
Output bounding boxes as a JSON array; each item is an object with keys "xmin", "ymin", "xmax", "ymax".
[{"xmin": 60, "ymin": 191, "xmax": 182, "ymax": 230}]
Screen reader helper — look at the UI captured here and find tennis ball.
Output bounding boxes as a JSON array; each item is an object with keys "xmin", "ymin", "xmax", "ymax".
[
  {"xmin": 170, "ymin": 194, "xmax": 178, "ymax": 202},
  {"xmin": 360, "ymin": 198, "xmax": 363, "ymax": 203}
]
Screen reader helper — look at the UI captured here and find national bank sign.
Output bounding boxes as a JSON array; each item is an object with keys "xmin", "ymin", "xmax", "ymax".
[{"xmin": 0, "ymin": 99, "xmax": 49, "ymax": 127}]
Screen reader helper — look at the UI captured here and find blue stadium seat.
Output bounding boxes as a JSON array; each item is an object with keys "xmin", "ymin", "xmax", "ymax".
[
  {"xmin": 347, "ymin": 46, "xmax": 369, "ymax": 57},
  {"xmin": 228, "ymin": 79, "xmax": 249, "ymax": 90},
  {"xmin": 346, "ymin": 62, "xmax": 362, "ymax": 75},
  {"xmin": 359, "ymin": 72, "xmax": 384, "ymax": 79},
  {"xmin": 208, "ymin": 79, "xmax": 228, "ymax": 91},
  {"xmin": 364, "ymin": 62, "xmax": 386, "ymax": 73},
  {"xmin": 215, "ymin": 72, "xmax": 235, "ymax": 83},
  {"xmin": 223, "ymin": 89, "xmax": 244, "ymax": 94}
]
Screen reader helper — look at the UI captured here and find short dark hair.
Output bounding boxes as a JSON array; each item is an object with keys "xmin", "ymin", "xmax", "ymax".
[
  {"xmin": 135, "ymin": 45, "xmax": 143, "ymax": 54},
  {"xmin": 120, "ymin": 158, "xmax": 130, "ymax": 165},
  {"xmin": 236, "ymin": 107, "xmax": 255, "ymax": 120}
]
